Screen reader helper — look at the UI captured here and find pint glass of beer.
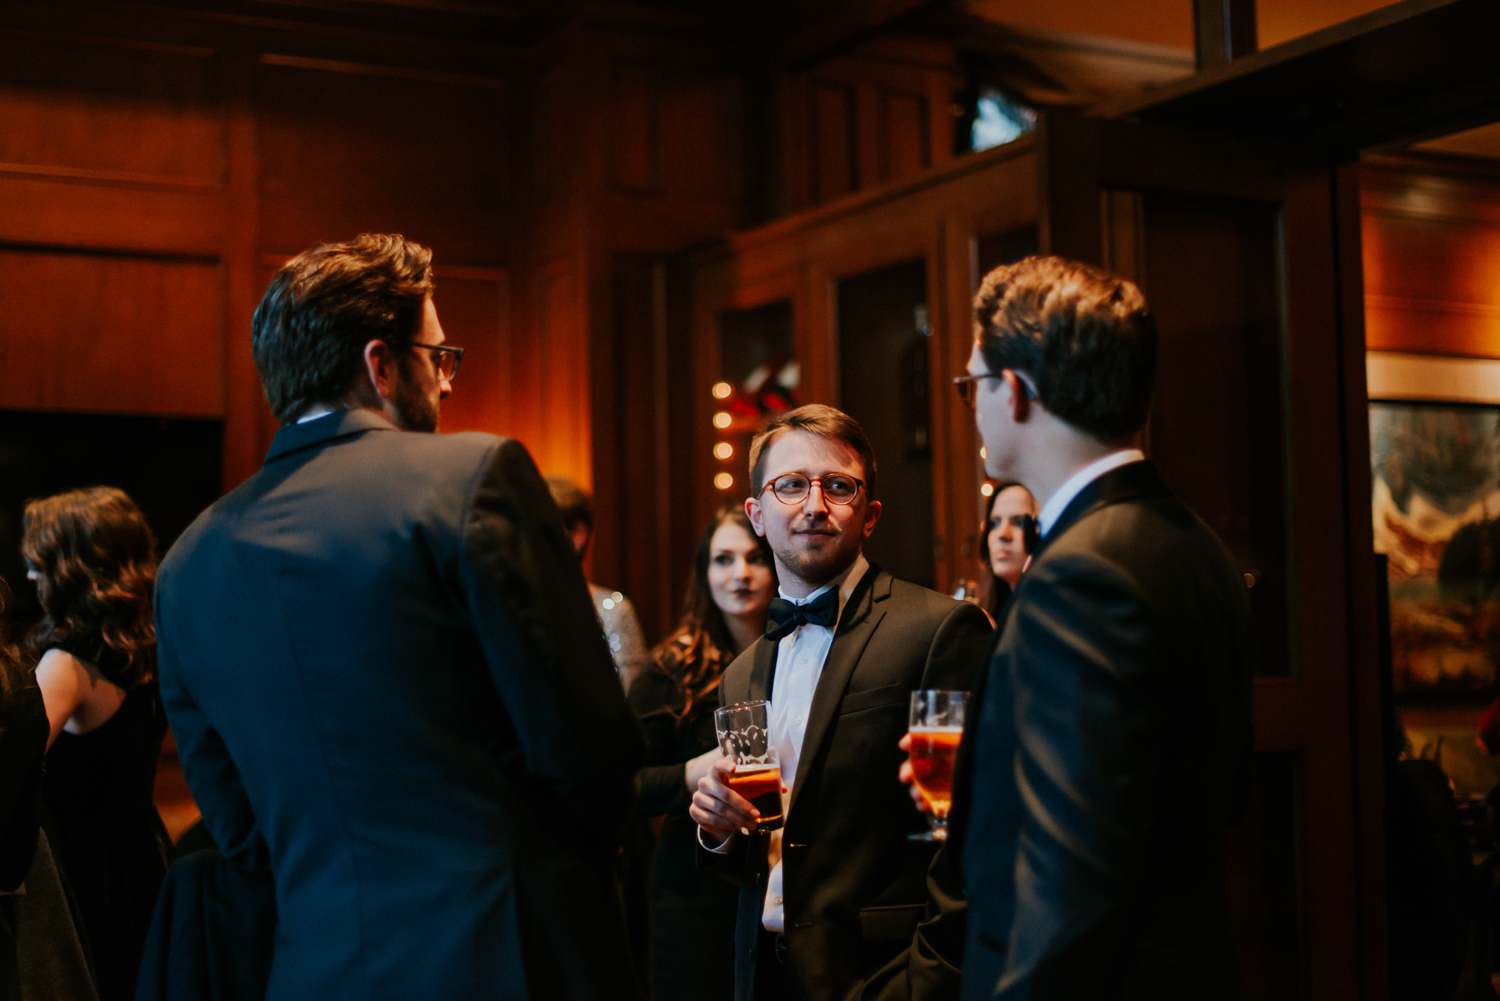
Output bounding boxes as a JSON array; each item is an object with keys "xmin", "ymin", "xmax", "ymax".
[
  {"xmin": 907, "ymin": 690, "xmax": 966, "ymax": 842},
  {"xmin": 714, "ymin": 700, "xmax": 784, "ymax": 832}
]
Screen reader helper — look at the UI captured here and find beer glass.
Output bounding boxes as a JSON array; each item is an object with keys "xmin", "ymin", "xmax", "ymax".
[
  {"xmin": 714, "ymin": 700, "xmax": 784, "ymax": 832},
  {"xmin": 907, "ymin": 690, "xmax": 966, "ymax": 842}
]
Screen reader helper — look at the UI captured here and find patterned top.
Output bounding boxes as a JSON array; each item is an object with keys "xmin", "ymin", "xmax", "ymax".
[{"xmin": 590, "ymin": 583, "xmax": 648, "ymax": 691}]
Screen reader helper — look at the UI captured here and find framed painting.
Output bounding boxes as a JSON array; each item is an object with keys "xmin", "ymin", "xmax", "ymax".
[{"xmin": 1371, "ymin": 395, "xmax": 1500, "ymax": 698}]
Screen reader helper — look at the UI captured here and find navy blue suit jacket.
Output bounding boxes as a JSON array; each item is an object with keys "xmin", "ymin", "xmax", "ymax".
[
  {"xmin": 155, "ymin": 410, "xmax": 643, "ymax": 1000},
  {"xmin": 950, "ymin": 461, "xmax": 1253, "ymax": 1001}
]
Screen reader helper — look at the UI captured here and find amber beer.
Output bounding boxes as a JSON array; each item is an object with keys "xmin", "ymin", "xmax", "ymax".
[
  {"xmin": 907, "ymin": 727, "xmax": 963, "ymax": 817},
  {"xmin": 907, "ymin": 690, "xmax": 966, "ymax": 842},
  {"xmin": 726, "ymin": 763, "xmax": 784, "ymax": 831}
]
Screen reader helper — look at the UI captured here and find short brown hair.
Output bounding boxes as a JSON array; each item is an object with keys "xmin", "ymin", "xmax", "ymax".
[
  {"xmin": 974, "ymin": 255, "xmax": 1155, "ymax": 441},
  {"xmin": 252, "ymin": 233, "xmax": 435, "ymax": 425},
  {"xmin": 23, "ymin": 487, "xmax": 158, "ymax": 690},
  {"xmin": 748, "ymin": 404, "xmax": 878, "ymax": 499}
]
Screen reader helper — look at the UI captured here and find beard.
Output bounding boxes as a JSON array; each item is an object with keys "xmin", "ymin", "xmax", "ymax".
[
  {"xmin": 770, "ymin": 528, "xmax": 861, "ymax": 589},
  {"xmin": 386, "ymin": 356, "xmax": 440, "ymax": 433}
]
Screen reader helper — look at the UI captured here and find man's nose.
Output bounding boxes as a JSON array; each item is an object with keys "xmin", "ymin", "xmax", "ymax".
[{"xmin": 800, "ymin": 485, "xmax": 831, "ymax": 517}]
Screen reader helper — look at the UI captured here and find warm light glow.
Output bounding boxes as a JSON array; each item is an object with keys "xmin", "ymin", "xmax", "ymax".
[
  {"xmin": 980, "ymin": 482, "xmax": 994, "ymax": 497},
  {"xmin": 714, "ymin": 472, "xmax": 734, "ymax": 491},
  {"xmin": 713, "ymin": 411, "xmax": 732, "ymax": 429},
  {"xmin": 980, "ymin": 447, "xmax": 987, "ymax": 459},
  {"xmin": 712, "ymin": 381, "xmax": 733, "ymax": 399},
  {"xmin": 714, "ymin": 442, "xmax": 734, "ymax": 460}
]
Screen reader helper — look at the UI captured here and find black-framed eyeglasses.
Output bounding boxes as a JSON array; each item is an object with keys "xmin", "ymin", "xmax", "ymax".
[
  {"xmin": 952, "ymin": 370, "xmax": 1033, "ymax": 410},
  {"xmin": 761, "ymin": 473, "xmax": 864, "ymax": 507},
  {"xmin": 398, "ymin": 341, "xmax": 465, "ymax": 381}
]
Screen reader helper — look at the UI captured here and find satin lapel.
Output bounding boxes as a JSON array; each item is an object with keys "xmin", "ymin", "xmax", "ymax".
[
  {"xmin": 1029, "ymin": 460, "xmax": 1169, "ymax": 563},
  {"xmin": 786, "ymin": 569, "xmax": 889, "ymax": 820},
  {"xmin": 748, "ymin": 637, "xmax": 777, "ymax": 703}
]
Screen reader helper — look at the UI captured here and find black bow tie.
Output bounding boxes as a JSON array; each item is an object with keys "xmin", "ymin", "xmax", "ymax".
[{"xmin": 765, "ymin": 587, "xmax": 840, "ymax": 642}]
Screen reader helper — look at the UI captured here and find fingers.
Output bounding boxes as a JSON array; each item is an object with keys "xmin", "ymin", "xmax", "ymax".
[
  {"xmin": 898, "ymin": 760, "xmax": 914, "ymax": 784},
  {"xmin": 691, "ymin": 769, "xmax": 760, "ymax": 835},
  {"xmin": 898, "ymin": 732, "xmax": 912, "ymax": 752}
]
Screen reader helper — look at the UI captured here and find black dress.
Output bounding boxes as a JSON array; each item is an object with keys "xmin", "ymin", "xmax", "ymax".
[
  {"xmin": 43, "ymin": 680, "xmax": 171, "ymax": 1001},
  {"xmin": 627, "ymin": 660, "xmax": 738, "ymax": 1001}
]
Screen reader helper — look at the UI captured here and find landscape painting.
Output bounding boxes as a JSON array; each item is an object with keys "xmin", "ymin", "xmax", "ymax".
[{"xmin": 1371, "ymin": 401, "xmax": 1500, "ymax": 698}]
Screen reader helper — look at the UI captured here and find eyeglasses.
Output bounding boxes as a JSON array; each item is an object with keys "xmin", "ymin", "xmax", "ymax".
[
  {"xmin": 952, "ymin": 370, "xmax": 1033, "ymax": 410},
  {"xmin": 761, "ymin": 473, "xmax": 864, "ymax": 506},
  {"xmin": 400, "ymin": 341, "xmax": 465, "ymax": 381}
]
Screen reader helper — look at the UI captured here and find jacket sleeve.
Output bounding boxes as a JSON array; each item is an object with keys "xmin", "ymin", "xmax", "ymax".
[
  {"xmin": 993, "ymin": 551, "xmax": 1166, "ymax": 999},
  {"xmin": 155, "ymin": 589, "xmax": 270, "ymax": 871},
  {"xmin": 458, "ymin": 437, "xmax": 645, "ymax": 851},
  {"xmin": 853, "ymin": 601, "xmax": 991, "ymax": 1001}
]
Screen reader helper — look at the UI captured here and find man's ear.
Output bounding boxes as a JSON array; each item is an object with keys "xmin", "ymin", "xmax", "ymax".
[
  {"xmin": 1002, "ymin": 369, "xmax": 1032, "ymax": 424},
  {"xmin": 745, "ymin": 495, "xmax": 766, "ymax": 538},
  {"xmin": 861, "ymin": 499, "xmax": 882, "ymax": 539},
  {"xmin": 362, "ymin": 339, "xmax": 398, "ymax": 402}
]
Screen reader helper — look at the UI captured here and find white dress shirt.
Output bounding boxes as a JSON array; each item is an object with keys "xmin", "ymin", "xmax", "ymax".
[
  {"xmin": 1035, "ymin": 449, "xmax": 1146, "ymax": 537},
  {"xmin": 700, "ymin": 553, "xmax": 870, "ymax": 934}
]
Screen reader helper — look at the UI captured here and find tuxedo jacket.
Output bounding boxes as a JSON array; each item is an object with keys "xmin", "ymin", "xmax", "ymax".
[
  {"xmin": 155, "ymin": 410, "xmax": 644, "ymax": 1001},
  {"xmin": 950, "ymin": 461, "xmax": 1254, "ymax": 1001},
  {"xmin": 702, "ymin": 567, "xmax": 992, "ymax": 1001}
]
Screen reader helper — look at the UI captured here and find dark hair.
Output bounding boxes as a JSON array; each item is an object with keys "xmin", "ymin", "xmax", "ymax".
[
  {"xmin": 545, "ymin": 477, "xmax": 592, "ymax": 534},
  {"xmin": 22, "ymin": 487, "xmax": 158, "ymax": 690},
  {"xmin": 652, "ymin": 505, "xmax": 776, "ymax": 726},
  {"xmin": 253, "ymin": 233, "xmax": 435, "ymax": 425},
  {"xmin": 977, "ymin": 481, "xmax": 1032, "ymax": 620},
  {"xmin": 747, "ymin": 404, "xmax": 878, "ymax": 499},
  {"xmin": 974, "ymin": 255, "xmax": 1156, "ymax": 441}
]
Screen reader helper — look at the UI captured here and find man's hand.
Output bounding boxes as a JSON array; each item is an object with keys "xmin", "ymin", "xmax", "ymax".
[
  {"xmin": 897, "ymin": 733, "xmax": 932, "ymax": 814},
  {"xmin": 690, "ymin": 757, "xmax": 760, "ymax": 838}
]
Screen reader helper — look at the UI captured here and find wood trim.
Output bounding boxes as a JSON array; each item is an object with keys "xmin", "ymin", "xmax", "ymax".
[
  {"xmin": 259, "ymin": 53, "xmax": 506, "ymax": 90},
  {"xmin": 0, "ymin": 162, "xmax": 222, "ymax": 193}
]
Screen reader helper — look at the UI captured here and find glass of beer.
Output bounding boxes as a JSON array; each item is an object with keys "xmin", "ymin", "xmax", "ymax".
[
  {"xmin": 907, "ymin": 690, "xmax": 965, "ymax": 842},
  {"xmin": 715, "ymin": 700, "xmax": 784, "ymax": 832}
]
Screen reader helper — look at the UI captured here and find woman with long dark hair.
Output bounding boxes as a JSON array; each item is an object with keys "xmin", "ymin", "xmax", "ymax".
[
  {"xmin": 627, "ymin": 504, "xmax": 776, "ymax": 1001},
  {"xmin": 24, "ymin": 487, "xmax": 171, "ymax": 1001},
  {"xmin": 978, "ymin": 481, "xmax": 1038, "ymax": 623}
]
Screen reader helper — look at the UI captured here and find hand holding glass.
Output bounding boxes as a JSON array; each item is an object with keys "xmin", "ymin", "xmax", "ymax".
[
  {"xmin": 715, "ymin": 700, "xmax": 784, "ymax": 832},
  {"xmin": 907, "ymin": 690, "xmax": 965, "ymax": 842}
]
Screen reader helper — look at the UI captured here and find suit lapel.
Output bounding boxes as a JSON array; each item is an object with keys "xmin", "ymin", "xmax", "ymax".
[
  {"xmin": 749, "ymin": 636, "xmax": 777, "ymax": 703},
  {"xmin": 786, "ymin": 568, "xmax": 890, "ymax": 820}
]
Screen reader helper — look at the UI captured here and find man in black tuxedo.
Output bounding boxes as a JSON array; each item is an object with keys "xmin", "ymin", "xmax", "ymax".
[
  {"xmin": 937, "ymin": 256, "xmax": 1254, "ymax": 999},
  {"xmin": 691, "ymin": 404, "xmax": 992, "ymax": 1001},
  {"xmin": 154, "ymin": 234, "xmax": 643, "ymax": 1000}
]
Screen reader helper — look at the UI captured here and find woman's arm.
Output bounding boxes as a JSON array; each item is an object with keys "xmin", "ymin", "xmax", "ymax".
[{"xmin": 34, "ymin": 648, "xmax": 86, "ymax": 750}]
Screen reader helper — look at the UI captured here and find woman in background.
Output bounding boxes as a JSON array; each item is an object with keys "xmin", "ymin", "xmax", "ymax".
[
  {"xmin": 979, "ymin": 481, "xmax": 1038, "ymax": 624},
  {"xmin": 628, "ymin": 505, "xmax": 776, "ymax": 1001},
  {"xmin": 25, "ymin": 487, "xmax": 171, "ymax": 1001}
]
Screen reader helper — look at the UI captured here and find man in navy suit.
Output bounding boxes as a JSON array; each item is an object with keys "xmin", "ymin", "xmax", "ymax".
[
  {"xmin": 926, "ymin": 256, "xmax": 1254, "ymax": 999},
  {"xmin": 155, "ymin": 234, "xmax": 643, "ymax": 1000}
]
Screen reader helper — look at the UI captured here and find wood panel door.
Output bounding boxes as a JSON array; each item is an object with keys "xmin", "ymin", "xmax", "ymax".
[{"xmin": 1038, "ymin": 112, "xmax": 1383, "ymax": 1001}]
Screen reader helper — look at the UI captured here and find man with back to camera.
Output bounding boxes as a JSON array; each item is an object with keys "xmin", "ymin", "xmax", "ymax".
[
  {"xmin": 690, "ymin": 404, "xmax": 993, "ymax": 1001},
  {"xmin": 153, "ymin": 234, "xmax": 644, "ymax": 1000},
  {"xmin": 928, "ymin": 255, "xmax": 1255, "ymax": 999}
]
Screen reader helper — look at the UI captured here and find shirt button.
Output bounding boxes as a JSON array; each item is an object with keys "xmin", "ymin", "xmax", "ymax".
[{"xmin": 775, "ymin": 895, "xmax": 784, "ymax": 904}]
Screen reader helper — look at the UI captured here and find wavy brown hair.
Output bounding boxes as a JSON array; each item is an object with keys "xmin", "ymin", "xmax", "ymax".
[
  {"xmin": 0, "ymin": 577, "xmax": 24, "ymax": 704},
  {"xmin": 652, "ymin": 505, "xmax": 776, "ymax": 727},
  {"xmin": 22, "ymin": 487, "xmax": 158, "ymax": 690}
]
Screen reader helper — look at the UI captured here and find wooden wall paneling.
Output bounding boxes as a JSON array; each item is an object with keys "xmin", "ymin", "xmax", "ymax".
[
  {"xmin": 609, "ymin": 60, "xmax": 658, "ymax": 193},
  {"xmin": 883, "ymin": 89, "xmax": 930, "ymax": 184},
  {"xmin": 658, "ymin": 69, "xmax": 743, "ymax": 202},
  {"xmin": 0, "ymin": 29, "xmax": 225, "ymax": 185},
  {"xmin": 430, "ymin": 267, "xmax": 511, "ymax": 439},
  {"xmin": 223, "ymin": 41, "xmax": 268, "ymax": 490},
  {"xmin": 811, "ymin": 82, "xmax": 857, "ymax": 205},
  {"xmin": 855, "ymin": 82, "xmax": 883, "ymax": 194},
  {"xmin": 0, "ymin": 248, "xmax": 224, "ymax": 416},
  {"xmin": 255, "ymin": 54, "xmax": 509, "ymax": 263},
  {"xmin": 1360, "ymin": 161, "xmax": 1500, "ymax": 357},
  {"xmin": 536, "ymin": 259, "xmax": 591, "ymax": 489}
]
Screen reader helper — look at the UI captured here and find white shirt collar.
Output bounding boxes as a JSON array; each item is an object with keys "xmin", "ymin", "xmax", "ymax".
[
  {"xmin": 779, "ymin": 553, "xmax": 870, "ymax": 626},
  {"xmin": 1036, "ymin": 449, "xmax": 1146, "ymax": 537}
]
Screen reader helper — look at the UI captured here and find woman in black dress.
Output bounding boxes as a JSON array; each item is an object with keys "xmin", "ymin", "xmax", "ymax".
[
  {"xmin": 25, "ymin": 487, "xmax": 171, "ymax": 1001},
  {"xmin": 627, "ymin": 505, "xmax": 776, "ymax": 1001}
]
